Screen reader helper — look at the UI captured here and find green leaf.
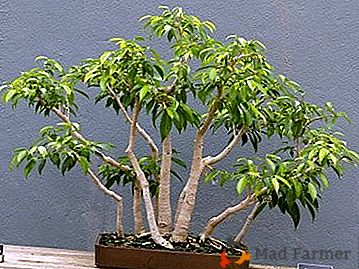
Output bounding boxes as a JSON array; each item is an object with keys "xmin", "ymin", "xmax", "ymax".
[
  {"xmin": 160, "ymin": 112, "xmax": 172, "ymax": 141},
  {"xmin": 247, "ymin": 80, "xmax": 256, "ymax": 91},
  {"xmin": 209, "ymin": 68, "xmax": 217, "ymax": 81},
  {"xmin": 100, "ymin": 51, "xmax": 112, "ymax": 63},
  {"xmin": 3, "ymin": 89, "xmax": 16, "ymax": 103},
  {"xmin": 293, "ymin": 181, "xmax": 303, "ymax": 198},
  {"xmin": 49, "ymin": 153, "xmax": 60, "ymax": 167},
  {"xmin": 266, "ymin": 158, "xmax": 275, "ymax": 171},
  {"xmin": 16, "ymin": 150, "xmax": 28, "ymax": 166},
  {"xmin": 275, "ymin": 175, "xmax": 291, "ymax": 188},
  {"xmin": 61, "ymin": 156, "xmax": 76, "ymax": 175},
  {"xmin": 38, "ymin": 159, "xmax": 46, "ymax": 174},
  {"xmin": 319, "ymin": 173, "xmax": 329, "ymax": 188},
  {"xmin": 158, "ymin": 5, "xmax": 169, "ymax": 10},
  {"xmin": 203, "ymin": 20, "xmax": 216, "ymax": 32},
  {"xmin": 204, "ymin": 170, "xmax": 220, "ymax": 183},
  {"xmin": 78, "ymin": 156, "xmax": 90, "ymax": 173},
  {"xmin": 139, "ymin": 85, "xmax": 150, "ymax": 101},
  {"xmin": 139, "ymin": 15, "xmax": 151, "ymax": 22},
  {"xmin": 272, "ymin": 177, "xmax": 279, "ymax": 194},
  {"xmin": 287, "ymin": 201, "xmax": 300, "ymax": 228},
  {"xmin": 319, "ymin": 148, "xmax": 329, "ymax": 163},
  {"xmin": 308, "ymin": 182, "xmax": 317, "ymax": 201},
  {"xmin": 236, "ymin": 177, "xmax": 247, "ymax": 195},
  {"xmin": 24, "ymin": 159, "xmax": 36, "ymax": 178}
]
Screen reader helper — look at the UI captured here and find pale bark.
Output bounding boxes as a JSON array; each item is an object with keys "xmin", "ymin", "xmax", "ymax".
[
  {"xmin": 172, "ymin": 87, "xmax": 223, "ymax": 242},
  {"xmin": 203, "ymin": 127, "xmax": 245, "ymax": 166},
  {"xmin": 125, "ymin": 99, "xmax": 173, "ymax": 249},
  {"xmin": 234, "ymin": 202, "xmax": 261, "ymax": 243},
  {"xmin": 174, "ymin": 128, "xmax": 244, "ymax": 223},
  {"xmin": 158, "ymin": 136, "xmax": 172, "ymax": 234},
  {"xmin": 87, "ymin": 168, "xmax": 124, "ymax": 237},
  {"xmin": 171, "ymin": 132, "xmax": 205, "ymax": 241},
  {"xmin": 133, "ymin": 181, "xmax": 145, "ymax": 235},
  {"xmin": 173, "ymin": 185, "xmax": 187, "ymax": 225},
  {"xmin": 107, "ymin": 87, "xmax": 158, "ymax": 159},
  {"xmin": 116, "ymin": 201, "xmax": 124, "ymax": 237},
  {"xmin": 52, "ymin": 107, "xmax": 130, "ymax": 172},
  {"xmin": 199, "ymin": 188, "xmax": 268, "ymax": 241},
  {"xmin": 153, "ymin": 195, "xmax": 159, "ymax": 221},
  {"xmin": 199, "ymin": 194, "xmax": 256, "ymax": 241}
]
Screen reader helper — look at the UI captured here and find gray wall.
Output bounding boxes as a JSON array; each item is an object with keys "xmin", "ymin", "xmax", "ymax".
[{"xmin": 1, "ymin": 0, "xmax": 359, "ymax": 268}]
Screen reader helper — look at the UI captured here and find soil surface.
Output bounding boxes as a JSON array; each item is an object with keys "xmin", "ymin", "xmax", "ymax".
[{"xmin": 99, "ymin": 233, "xmax": 247, "ymax": 256}]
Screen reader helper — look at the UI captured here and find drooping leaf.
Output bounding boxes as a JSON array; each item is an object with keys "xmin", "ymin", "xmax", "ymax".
[
  {"xmin": 24, "ymin": 159, "xmax": 36, "ymax": 178},
  {"xmin": 307, "ymin": 182, "xmax": 317, "ymax": 201},
  {"xmin": 236, "ymin": 177, "xmax": 247, "ymax": 195},
  {"xmin": 287, "ymin": 201, "xmax": 300, "ymax": 228},
  {"xmin": 272, "ymin": 177, "xmax": 279, "ymax": 194}
]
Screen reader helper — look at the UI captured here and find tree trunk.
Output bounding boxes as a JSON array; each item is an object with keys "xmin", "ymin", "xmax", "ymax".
[
  {"xmin": 173, "ymin": 185, "xmax": 187, "ymax": 225},
  {"xmin": 133, "ymin": 181, "xmax": 145, "ymax": 235},
  {"xmin": 172, "ymin": 87, "xmax": 223, "ymax": 242},
  {"xmin": 153, "ymin": 195, "xmax": 159, "ymax": 221},
  {"xmin": 158, "ymin": 136, "xmax": 172, "ymax": 234},
  {"xmin": 171, "ymin": 132, "xmax": 205, "ymax": 241},
  {"xmin": 116, "ymin": 200, "xmax": 124, "ymax": 237}
]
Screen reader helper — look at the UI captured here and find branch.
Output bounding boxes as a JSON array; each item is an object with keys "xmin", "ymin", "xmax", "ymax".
[
  {"xmin": 199, "ymin": 194, "xmax": 256, "ymax": 241},
  {"xmin": 158, "ymin": 135, "xmax": 172, "ymax": 234},
  {"xmin": 125, "ymin": 98, "xmax": 173, "ymax": 249},
  {"xmin": 198, "ymin": 86, "xmax": 223, "ymax": 135},
  {"xmin": 107, "ymin": 87, "xmax": 159, "ymax": 159},
  {"xmin": 203, "ymin": 127, "xmax": 245, "ymax": 166},
  {"xmin": 199, "ymin": 188, "xmax": 267, "ymax": 241},
  {"xmin": 305, "ymin": 116, "xmax": 324, "ymax": 128},
  {"xmin": 87, "ymin": 168, "xmax": 124, "ymax": 237},
  {"xmin": 52, "ymin": 107, "xmax": 130, "ymax": 172},
  {"xmin": 234, "ymin": 202, "xmax": 261, "ymax": 243}
]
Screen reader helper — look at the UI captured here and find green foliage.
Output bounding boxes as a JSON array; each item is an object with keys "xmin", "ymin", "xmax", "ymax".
[
  {"xmin": 1, "ymin": 57, "xmax": 86, "ymax": 116},
  {"xmin": 205, "ymin": 129, "xmax": 359, "ymax": 227},
  {"xmin": 1, "ymin": 6, "xmax": 358, "ymax": 230},
  {"xmin": 9, "ymin": 123, "xmax": 104, "ymax": 177}
]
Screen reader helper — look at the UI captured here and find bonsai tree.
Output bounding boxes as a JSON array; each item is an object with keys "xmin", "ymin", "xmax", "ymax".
[{"xmin": 2, "ymin": 6, "xmax": 358, "ymax": 249}]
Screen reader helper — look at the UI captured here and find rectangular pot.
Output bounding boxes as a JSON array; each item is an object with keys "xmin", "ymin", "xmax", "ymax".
[{"xmin": 95, "ymin": 235, "xmax": 250, "ymax": 269}]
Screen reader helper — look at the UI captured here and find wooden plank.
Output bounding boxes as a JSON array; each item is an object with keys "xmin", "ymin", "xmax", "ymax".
[
  {"xmin": 1, "ymin": 245, "xmax": 95, "ymax": 269},
  {"xmin": 0, "ymin": 244, "xmax": 296, "ymax": 269}
]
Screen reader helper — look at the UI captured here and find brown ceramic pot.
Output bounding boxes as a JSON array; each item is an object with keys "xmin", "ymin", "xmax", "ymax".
[{"xmin": 95, "ymin": 235, "xmax": 250, "ymax": 269}]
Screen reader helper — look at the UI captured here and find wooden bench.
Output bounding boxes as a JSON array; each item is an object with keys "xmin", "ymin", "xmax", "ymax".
[{"xmin": 0, "ymin": 244, "xmax": 295, "ymax": 269}]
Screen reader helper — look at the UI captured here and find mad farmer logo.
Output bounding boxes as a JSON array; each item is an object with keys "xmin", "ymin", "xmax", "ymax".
[{"xmin": 219, "ymin": 250, "xmax": 251, "ymax": 268}]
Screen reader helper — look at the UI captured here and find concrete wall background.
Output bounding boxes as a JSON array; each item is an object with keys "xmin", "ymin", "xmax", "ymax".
[{"xmin": 1, "ymin": 0, "xmax": 358, "ymax": 268}]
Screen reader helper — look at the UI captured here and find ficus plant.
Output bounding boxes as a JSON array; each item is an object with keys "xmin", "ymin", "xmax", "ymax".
[{"xmin": 1, "ymin": 6, "xmax": 358, "ymax": 249}]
